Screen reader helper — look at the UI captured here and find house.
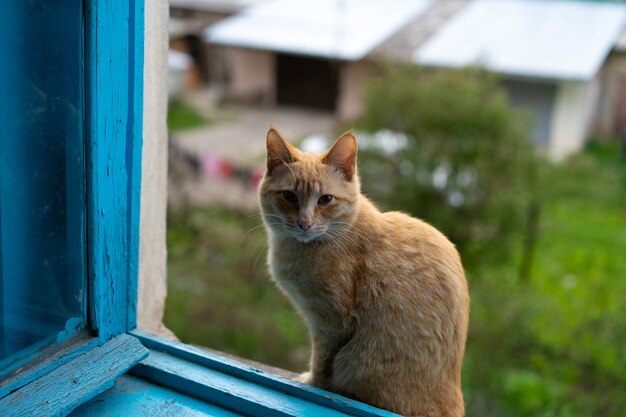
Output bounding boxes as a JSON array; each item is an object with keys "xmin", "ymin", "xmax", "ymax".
[
  {"xmin": 595, "ymin": 30, "xmax": 626, "ymax": 140},
  {"xmin": 169, "ymin": 0, "xmax": 268, "ymax": 87},
  {"xmin": 203, "ymin": 0, "xmax": 626, "ymax": 159},
  {"xmin": 203, "ymin": 0, "xmax": 441, "ymax": 112},
  {"xmin": 414, "ymin": 0, "xmax": 626, "ymax": 159}
]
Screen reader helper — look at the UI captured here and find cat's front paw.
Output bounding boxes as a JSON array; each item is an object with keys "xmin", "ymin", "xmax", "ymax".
[{"xmin": 295, "ymin": 371, "xmax": 313, "ymax": 385}]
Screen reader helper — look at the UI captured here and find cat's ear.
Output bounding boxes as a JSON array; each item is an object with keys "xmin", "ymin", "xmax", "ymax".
[
  {"xmin": 266, "ymin": 128, "xmax": 296, "ymax": 175},
  {"xmin": 322, "ymin": 131, "xmax": 357, "ymax": 181}
]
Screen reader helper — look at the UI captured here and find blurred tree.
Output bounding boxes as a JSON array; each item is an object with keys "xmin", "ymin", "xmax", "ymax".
[{"xmin": 355, "ymin": 65, "xmax": 537, "ymax": 266}]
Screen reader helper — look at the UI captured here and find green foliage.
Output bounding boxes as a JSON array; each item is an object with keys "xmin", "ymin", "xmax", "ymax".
[
  {"xmin": 355, "ymin": 65, "xmax": 536, "ymax": 265},
  {"xmin": 165, "ymin": 207, "xmax": 309, "ymax": 371},
  {"xmin": 464, "ymin": 142, "xmax": 626, "ymax": 417},
  {"xmin": 167, "ymin": 102, "xmax": 210, "ymax": 132}
]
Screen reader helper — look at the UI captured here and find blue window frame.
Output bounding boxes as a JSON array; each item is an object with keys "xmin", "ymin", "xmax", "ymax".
[
  {"xmin": 0, "ymin": 0, "xmax": 147, "ymax": 410},
  {"xmin": 1, "ymin": 0, "xmax": 87, "ymax": 369},
  {"xmin": 0, "ymin": 2, "xmax": 399, "ymax": 416}
]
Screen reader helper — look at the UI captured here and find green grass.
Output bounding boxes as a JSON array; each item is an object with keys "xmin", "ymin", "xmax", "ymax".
[
  {"xmin": 464, "ymin": 141, "xmax": 626, "ymax": 416},
  {"xmin": 167, "ymin": 102, "xmax": 210, "ymax": 132},
  {"xmin": 165, "ymin": 141, "xmax": 626, "ymax": 415},
  {"xmin": 164, "ymin": 208, "xmax": 309, "ymax": 371}
]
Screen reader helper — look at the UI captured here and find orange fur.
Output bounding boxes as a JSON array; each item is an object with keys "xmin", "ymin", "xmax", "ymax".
[{"xmin": 259, "ymin": 128, "xmax": 469, "ymax": 417}]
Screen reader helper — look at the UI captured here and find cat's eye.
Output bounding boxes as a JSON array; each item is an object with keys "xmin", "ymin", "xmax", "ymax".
[
  {"xmin": 318, "ymin": 194, "xmax": 333, "ymax": 205},
  {"xmin": 282, "ymin": 191, "xmax": 298, "ymax": 204}
]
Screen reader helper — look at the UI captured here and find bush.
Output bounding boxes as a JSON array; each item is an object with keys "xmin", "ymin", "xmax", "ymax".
[
  {"xmin": 464, "ymin": 144, "xmax": 626, "ymax": 417},
  {"xmin": 355, "ymin": 65, "xmax": 537, "ymax": 265}
]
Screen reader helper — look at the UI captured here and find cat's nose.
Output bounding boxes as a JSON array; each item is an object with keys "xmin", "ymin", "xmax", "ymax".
[{"xmin": 297, "ymin": 220, "xmax": 313, "ymax": 231}]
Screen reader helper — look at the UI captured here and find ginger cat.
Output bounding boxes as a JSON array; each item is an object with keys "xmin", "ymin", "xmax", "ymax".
[{"xmin": 259, "ymin": 128, "xmax": 469, "ymax": 417}]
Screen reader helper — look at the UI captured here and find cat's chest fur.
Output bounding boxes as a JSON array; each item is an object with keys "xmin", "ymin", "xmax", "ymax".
[{"xmin": 268, "ymin": 241, "xmax": 356, "ymax": 329}]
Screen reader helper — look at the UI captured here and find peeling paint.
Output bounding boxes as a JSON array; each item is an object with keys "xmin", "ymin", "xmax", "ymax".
[{"xmin": 85, "ymin": 0, "xmax": 143, "ymax": 341}]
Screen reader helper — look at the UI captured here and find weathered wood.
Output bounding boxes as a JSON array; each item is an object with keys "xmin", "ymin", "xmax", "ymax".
[
  {"xmin": 1, "ymin": 334, "xmax": 148, "ymax": 417},
  {"xmin": 85, "ymin": 0, "xmax": 144, "ymax": 341},
  {"xmin": 0, "ymin": 335, "xmax": 97, "ymax": 399},
  {"xmin": 131, "ymin": 330, "xmax": 400, "ymax": 417},
  {"xmin": 2, "ymin": 0, "xmax": 145, "ymax": 410},
  {"xmin": 71, "ymin": 374, "xmax": 244, "ymax": 417},
  {"xmin": 132, "ymin": 350, "xmax": 351, "ymax": 417},
  {"xmin": 196, "ymin": 346, "xmax": 300, "ymax": 380}
]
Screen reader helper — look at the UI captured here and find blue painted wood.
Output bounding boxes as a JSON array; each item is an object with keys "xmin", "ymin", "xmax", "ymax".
[
  {"xmin": 0, "ymin": 336, "xmax": 98, "ymax": 399},
  {"xmin": 71, "ymin": 374, "xmax": 244, "ymax": 417},
  {"xmin": 132, "ymin": 350, "xmax": 352, "ymax": 417},
  {"xmin": 1, "ymin": 334, "xmax": 148, "ymax": 417},
  {"xmin": 0, "ymin": 317, "xmax": 86, "ymax": 381},
  {"xmin": 131, "ymin": 331, "xmax": 400, "ymax": 417},
  {"xmin": 0, "ymin": 336, "xmax": 57, "ymax": 381},
  {"xmin": 126, "ymin": 0, "xmax": 145, "ymax": 331},
  {"xmin": 1, "ymin": 1, "xmax": 145, "ymax": 415},
  {"xmin": 84, "ymin": 0, "xmax": 144, "ymax": 341}
]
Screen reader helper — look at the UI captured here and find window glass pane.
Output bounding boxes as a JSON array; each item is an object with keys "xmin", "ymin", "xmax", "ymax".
[{"xmin": 0, "ymin": 0, "xmax": 85, "ymax": 364}]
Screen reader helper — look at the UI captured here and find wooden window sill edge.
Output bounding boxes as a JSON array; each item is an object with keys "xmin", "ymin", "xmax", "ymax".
[
  {"xmin": 1, "ymin": 334, "xmax": 148, "ymax": 417},
  {"xmin": 126, "ymin": 329, "xmax": 400, "ymax": 417},
  {"xmin": 2, "ymin": 330, "xmax": 399, "ymax": 417},
  {"xmin": 0, "ymin": 332, "xmax": 96, "ymax": 399}
]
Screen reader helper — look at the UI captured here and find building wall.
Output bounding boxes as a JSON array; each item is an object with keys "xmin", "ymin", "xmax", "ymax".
[
  {"xmin": 337, "ymin": 60, "xmax": 376, "ymax": 121},
  {"xmin": 219, "ymin": 51, "xmax": 375, "ymax": 119},
  {"xmin": 138, "ymin": 0, "xmax": 174, "ymax": 338},
  {"xmin": 226, "ymin": 48, "xmax": 276, "ymax": 104},
  {"xmin": 594, "ymin": 51, "xmax": 626, "ymax": 137},
  {"xmin": 548, "ymin": 77, "xmax": 601, "ymax": 160},
  {"xmin": 501, "ymin": 79, "xmax": 557, "ymax": 147}
]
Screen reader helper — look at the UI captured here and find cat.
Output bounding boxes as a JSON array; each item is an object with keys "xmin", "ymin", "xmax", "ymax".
[{"xmin": 259, "ymin": 128, "xmax": 469, "ymax": 417}]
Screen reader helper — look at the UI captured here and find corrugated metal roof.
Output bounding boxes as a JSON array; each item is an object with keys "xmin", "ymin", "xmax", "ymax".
[
  {"xmin": 414, "ymin": 0, "xmax": 626, "ymax": 81},
  {"xmin": 205, "ymin": 0, "xmax": 433, "ymax": 61}
]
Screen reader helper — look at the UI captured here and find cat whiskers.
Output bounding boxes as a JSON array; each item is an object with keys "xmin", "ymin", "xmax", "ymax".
[
  {"xmin": 238, "ymin": 222, "xmax": 267, "ymax": 253},
  {"xmin": 245, "ymin": 232, "xmax": 268, "ymax": 268},
  {"xmin": 240, "ymin": 218, "xmax": 280, "ymax": 267},
  {"xmin": 322, "ymin": 229, "xmax": 351, "ymax": 253},
  {"xmin": 253, "ymin": 240, "xmax": 270, "ymax": 269},
  {"xmin": 240, "ymin": 212, "xmax": 267, "ymax": 226},
  {"xmin": 238, "ymin": 213, "xmax": 281, "ymax": 250},
  {"xmin": 323, "ymin": 222, "xmax": 362, "ymax": 254}
]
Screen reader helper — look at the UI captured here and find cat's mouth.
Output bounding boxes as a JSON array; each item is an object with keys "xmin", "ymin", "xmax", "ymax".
[
  {"xmin": 294, "ymin": 231, "xmax": 319, "ymax": 242},
  {"xmin": 286, "ymin": 224, "xmax": 327, "ymax": 243}
]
